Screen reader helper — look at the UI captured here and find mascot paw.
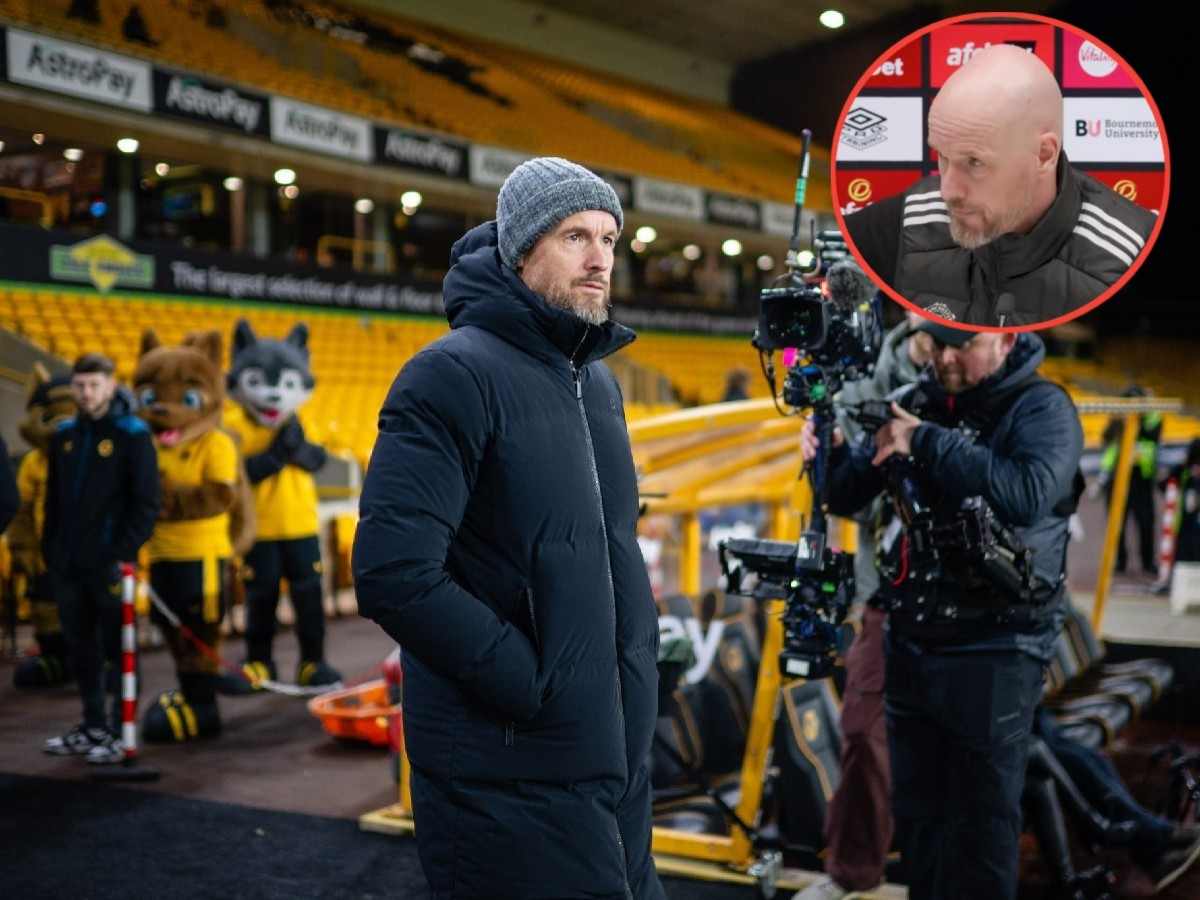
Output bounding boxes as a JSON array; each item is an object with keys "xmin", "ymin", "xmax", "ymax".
[
  {"xmin": 13, "ymin": 654, "xmax": 73, "ymax": 688},
  {"xmin": 142, "ymin": 690, "xmax": 222, "ymax": 743},
  {"xmin": 297, "ymin": 660, "xmax": 342, "ymax": 688},
  {"xmin": 215, "ymin": 660, "xmax": 276, "ymax": 696}
]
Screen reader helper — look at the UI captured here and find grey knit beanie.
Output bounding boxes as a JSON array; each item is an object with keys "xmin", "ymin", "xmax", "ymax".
[{"xmin": 496, "ymin": 157, "xmax": 624, "ymax": 269}]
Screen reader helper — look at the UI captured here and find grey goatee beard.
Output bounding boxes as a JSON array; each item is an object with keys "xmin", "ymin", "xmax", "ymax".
[
  {"xmin": 542, "ymin": 286, "xmax": 610, "ymax": 326},
  {"xmin": 949, "ymin": 218, "xmax": 994, "ymax": 249}
]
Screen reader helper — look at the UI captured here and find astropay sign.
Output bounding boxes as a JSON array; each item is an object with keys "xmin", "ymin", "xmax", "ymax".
[{"xmin": 5, "ymin": 28, "xmax": 151, "ymax": 111}]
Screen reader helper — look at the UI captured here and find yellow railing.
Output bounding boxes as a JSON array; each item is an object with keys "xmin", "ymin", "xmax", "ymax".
[
  {"xmin": 315, "ymin": 235, "xmax": 396, "ymax": 273},
  {"xmin": 0, "ymin": 187, "xmax": 60, "ymax": 228}
]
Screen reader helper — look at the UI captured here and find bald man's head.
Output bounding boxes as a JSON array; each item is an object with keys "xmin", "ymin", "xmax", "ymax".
[{"xmin": 928, "ymin": 45, "xmax": 1063, "ymax": 249}]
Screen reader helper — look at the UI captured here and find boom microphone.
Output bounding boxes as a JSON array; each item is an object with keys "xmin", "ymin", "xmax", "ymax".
[{"xmin": 826, "ymin": 259, "xmax": 876, "ymax": 309}]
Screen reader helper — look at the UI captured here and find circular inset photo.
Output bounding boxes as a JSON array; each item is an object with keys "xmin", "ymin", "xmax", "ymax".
[{"xmin": 831, "ymin": 12, "xmax": 1169, "ymax": 330}]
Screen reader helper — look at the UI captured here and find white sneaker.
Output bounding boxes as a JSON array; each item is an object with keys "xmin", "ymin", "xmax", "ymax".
[
  {"xmin": 43, "ymin": 724, "xmax": 109, "ymax": 756},
  {"xmin": 84, "ymin": 734, "xmax": 126, "ymax": 765},
  {"xmin": 793, "ymin": 877, "xmax": 848, "ymax": 900}
]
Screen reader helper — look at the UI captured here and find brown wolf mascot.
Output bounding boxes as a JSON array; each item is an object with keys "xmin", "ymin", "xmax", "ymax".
[{"xmin": 134, "ymin": 330, "xmax": 254, "ymax": 742}]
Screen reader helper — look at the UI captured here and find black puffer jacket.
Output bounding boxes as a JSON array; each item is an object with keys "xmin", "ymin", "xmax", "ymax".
[
  {"xmin": 353, "ymin": 221, "xmax": 663, "ymax": 900},
  {"xmin": 42, "ymin": 389, "xmax": 158, "ymax": 573},
  {"xmin": 846, "ymin": 153, "xmax": 1157, "ymax": 326},
  {"xmin": 827, "ymin": 333, "xmax": 1083, "ymax": 655}
]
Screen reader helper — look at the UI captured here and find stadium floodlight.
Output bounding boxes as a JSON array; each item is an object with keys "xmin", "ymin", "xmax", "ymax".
[
  {"xmin": 722, "ymin": 239, "xmax": 743, "ymax": 257},
  {"xmin": 63, "ymin": 148, "xmax": 84, "ymax": 162},
  {"xmin": 154, "ymin": 162, "xmax": 170, "ymax": 176},
  {"xmin": 274, "ymin": 168, "xmax": 296, "ymax": 185},
  {"xmin": 820, "ymin": 10, "xmax": 845, "ymax": 28},
  {"xmin": 400, "ymin": 190, "xmax": 422, "ymax": 209},
  {"xmin": 635, "ymin": 226, "xmax": 657, "ymax": 244},
  {"xmin": 682, "ymin": 244, "xmax": 702, "ymax": 261},
  {"xmin": 355, "ymin": 197, "xmax": 375, "ymax": 215},
  {"xmin": 116, "ymin": 137, "xmax": 140, "ymax": 154},
  {"xmin": 223, "ymin": 176, "xmax": 243, "ymax": 192}
]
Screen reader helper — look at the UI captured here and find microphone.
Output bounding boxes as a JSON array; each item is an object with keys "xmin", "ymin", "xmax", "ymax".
[
  {"xmin": 826, "ymin": 259, "xmax": 877, "ymax": 308},
  {"xmin": 995, "ymin": 292, "xmax": 1016, "ymax": 326}
]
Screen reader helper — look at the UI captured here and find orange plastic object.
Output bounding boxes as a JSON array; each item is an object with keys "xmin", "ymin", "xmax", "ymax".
[{"xmin": 307, "ymin": 679, "xmax": 400, "ymax": 747}]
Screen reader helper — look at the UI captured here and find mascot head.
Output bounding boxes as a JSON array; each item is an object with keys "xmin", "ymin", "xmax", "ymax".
[
  {"xmin": 226, "ymin": 320, "xmax": 316, "ymax": 429},
  {"xmin": 19, "ymin": 362, "xmax": 75, "ymax": 452},
  {"xmin": 134, "ymin": 330, "xmax": 225, "ymax": 449}
]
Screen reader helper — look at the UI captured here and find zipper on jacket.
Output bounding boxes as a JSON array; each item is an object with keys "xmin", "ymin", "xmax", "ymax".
[
  {"xmin": 570, "ymin": 357, "xmax": 632, "ymax": 896},
  {"xmin": 524, "ymin": 586, "xmax": 540, "ymax": 652},
  {"xmin": 71, "ymin": 422, "xmax": 93, "ymax": 503}
]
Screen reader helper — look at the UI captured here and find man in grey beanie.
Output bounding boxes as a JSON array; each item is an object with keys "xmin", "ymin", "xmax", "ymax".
[{"xmin": 355, "ymin": 157, "xmax": 665, "ymax": 899}]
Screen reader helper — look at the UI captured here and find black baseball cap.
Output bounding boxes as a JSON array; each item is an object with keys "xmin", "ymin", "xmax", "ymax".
[{"xmin": 909, "ymin": 319, "xmax": 974, "ymax": 348}]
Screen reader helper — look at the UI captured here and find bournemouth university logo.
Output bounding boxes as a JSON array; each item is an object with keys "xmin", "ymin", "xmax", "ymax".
[
  {"xmin": 1114, "ymin": 179, "xmax": 1138, "ymax": 201},
  {"xmin": 841, "ymin": 107, "xmax": 888, "ymax": 151},
  {"xmin": 847, "ymin": 178, "xmax": 873, "ymax": 203}
]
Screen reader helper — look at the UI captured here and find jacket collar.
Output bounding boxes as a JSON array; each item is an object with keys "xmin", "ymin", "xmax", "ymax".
[{"xmin": 975, "ymin": 152, "xmax": 1080, "ymax": 279}]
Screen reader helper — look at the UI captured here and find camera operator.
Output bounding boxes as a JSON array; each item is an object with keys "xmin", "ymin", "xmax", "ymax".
[
  {"xmin": 806, "ymin": 321, "xmax": 1082, "ymax": 900},
  {"xmin": 794, "ymin": 313, "xmax": 933, "ymax": 900}
]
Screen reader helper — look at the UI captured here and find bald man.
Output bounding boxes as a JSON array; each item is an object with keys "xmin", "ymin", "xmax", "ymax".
[{"xmin": 845, "ymin": 45, "xmax": 1156, "ymax": 326}]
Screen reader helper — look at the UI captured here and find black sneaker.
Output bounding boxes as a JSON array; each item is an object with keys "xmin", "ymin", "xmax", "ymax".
[
  {"xmin": 296, "ymin": 660, "xmax": 342, "ymax": 688},
  {"xmin": 43, "ymin": 724, "xmax": 110, "ymax": 756},
  {"xmin": 1148, "ymin": 832, "xmax": 1200, "ymax": 893}
]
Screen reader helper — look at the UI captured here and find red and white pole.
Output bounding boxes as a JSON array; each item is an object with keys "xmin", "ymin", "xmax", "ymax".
[
  {"xmin": 120, "ymin": 563, "xmax": 139, "ymax": 760},
  {"xmin": 1156, "ymin": 478, "xmax": 1180, "ymax": 591},
  {"xmin": 91, "ymin": 565, "xmax": 158, "ymax": 781}
]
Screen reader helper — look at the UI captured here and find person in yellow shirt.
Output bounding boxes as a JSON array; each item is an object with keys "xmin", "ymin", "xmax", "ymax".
[
  {"xmin": 135, "ymin": 330, "xmax": 247, "ymax": 742},
  {"xmin": 8, "ymin": 364, "xmax": 77, "ymax": 687},
  {"xmin": 224, "ymin": 319, "xmax": 340, "ymax": 689}
]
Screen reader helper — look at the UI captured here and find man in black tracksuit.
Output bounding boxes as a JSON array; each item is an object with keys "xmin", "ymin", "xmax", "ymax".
[
  {"xmin": 41, "ymin": 354, "xmax": 158, "ymax": 761},
  {"xmin": 820, "ymin": 323, "xmax": 1082, "ymax": 899},
  {"xmin": 354, "ymin": 158, "xmax": 663, "ymax": 899},
  {"xmin": 844, "ymin": 45, "xmax": 1156, "ymax": 327}
]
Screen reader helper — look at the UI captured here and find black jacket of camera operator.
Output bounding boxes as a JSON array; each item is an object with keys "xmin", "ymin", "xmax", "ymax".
[{"xmin": 825, "ymin": 332, "xmax": 1083, "ymax": 656}]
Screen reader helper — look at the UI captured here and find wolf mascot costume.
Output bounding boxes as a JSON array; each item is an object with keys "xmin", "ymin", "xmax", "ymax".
[
  {"xmin": 135, "ymin": 330, "xmax": 255, "ymax": 741},
  {"xmin": 223, "ymin": 320, "xmax": 340, "ymax": 689},
  {"xmin": 9, "ymin": 364, "xmax": 77, "ymax": 687}
]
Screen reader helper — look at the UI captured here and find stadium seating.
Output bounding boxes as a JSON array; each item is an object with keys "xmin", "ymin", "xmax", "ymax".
[
  {"xmin": 4, "ymin": 288, "xmax": 1197, "ymax": 470},
  {"xmin": 3, "ymin": 287, "xmax": 752, "ymax": 463},
  {"xmin": 0, "ymin": 0, "xmax": 806, "ymax": 200},
  {"xmin": 0, "ymin": 286, "xmax": 445, "ymax": 467}
]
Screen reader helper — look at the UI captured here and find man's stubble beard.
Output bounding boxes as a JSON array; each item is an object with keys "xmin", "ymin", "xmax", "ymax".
[
  {"xmin": 947, "ymin": 175, "xmax": 1038, "ymax": 251},
  {"xmin": 540, "ymin": 281, "xmax": 610, "ymax": 326}
]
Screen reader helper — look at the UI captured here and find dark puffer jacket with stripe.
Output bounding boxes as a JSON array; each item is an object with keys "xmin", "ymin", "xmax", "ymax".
[
  {"xmin": 353, "ymin": 221, "xmax": 664, "ymax": 900},
  {"xmin": 845, "ymin": 153, "xmax": 1157, "ymax": 326}
]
